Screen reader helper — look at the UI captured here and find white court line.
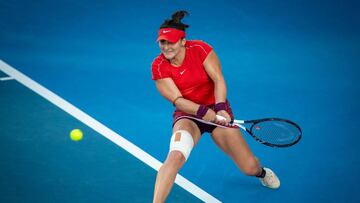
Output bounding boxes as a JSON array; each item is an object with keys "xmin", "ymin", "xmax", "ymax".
[
  {"xmin": 0, "ymin": 59, "xmax": 221, "ymax": 203},
  {"xmin": 0, "ymin": 76, "xmax": 14, "ymax": 81}
]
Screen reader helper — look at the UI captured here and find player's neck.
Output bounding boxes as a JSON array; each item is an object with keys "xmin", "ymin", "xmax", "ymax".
[{"xmin": 170, "ymin": 47, "xmax": 186, "ymax": 67}]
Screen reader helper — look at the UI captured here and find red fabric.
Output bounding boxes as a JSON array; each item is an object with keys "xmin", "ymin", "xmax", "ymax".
[
  {"xmin": 157, "ymin": 28, "xmax": 186, "ymax": 43},
  {"xmin": 151, "ymin": 40, "xmax": 215, "ymax": 105}
]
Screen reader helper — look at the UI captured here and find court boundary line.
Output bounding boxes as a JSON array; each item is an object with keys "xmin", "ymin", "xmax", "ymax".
[
  {"xmin": 0, "ymin": 76, "xmax": 14, "ymax": 81},
  {"xmin": 0, "ymin": 59, "xmax": 221, "ymax": 203}
]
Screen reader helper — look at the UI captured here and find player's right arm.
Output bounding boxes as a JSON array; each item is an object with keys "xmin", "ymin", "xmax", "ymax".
[{"xmin": 155, "ymin": 78, "xmax": 216, "ymax": 121}]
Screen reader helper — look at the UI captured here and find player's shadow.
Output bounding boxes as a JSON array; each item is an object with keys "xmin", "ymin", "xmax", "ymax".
[{"xmin": 223, "ymin": 175, "xmax": 262, "ymax": 190}]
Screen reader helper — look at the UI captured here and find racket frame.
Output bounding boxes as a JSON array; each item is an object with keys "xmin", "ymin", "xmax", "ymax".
[{"xmin": 232, "ymin": 118, "xmax": 302, "ymax": 147}]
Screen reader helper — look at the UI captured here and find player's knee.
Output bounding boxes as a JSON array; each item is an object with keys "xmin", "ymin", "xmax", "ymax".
[
  {"xmin": 169, "ymin": 130, "xmax": 194, "ymax": 161},
  {"xmin": 166, "ymin": 151, "xmax": 186, "ymax": 167},
  {"xmin": 242, "ymin": 157, "xmax": 261, "ymax": 176}
]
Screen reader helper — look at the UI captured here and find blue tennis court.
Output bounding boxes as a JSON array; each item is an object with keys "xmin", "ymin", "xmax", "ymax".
[{"xmin": 1, "ymin": 0, "xmax": 359, "ymax": 202}]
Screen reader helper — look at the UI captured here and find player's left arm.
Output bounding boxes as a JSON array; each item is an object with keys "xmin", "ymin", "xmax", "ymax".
[{"xmin": 203, "ymin": 50, "xmax": 231, "ymax": 122}]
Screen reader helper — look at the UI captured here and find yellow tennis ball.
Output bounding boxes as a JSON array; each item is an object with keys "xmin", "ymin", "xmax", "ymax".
[{"xmin": 70, "ymin": 129, "xmax": 83, "ymax": 141}]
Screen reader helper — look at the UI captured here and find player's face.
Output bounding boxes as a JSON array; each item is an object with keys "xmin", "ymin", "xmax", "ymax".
[{"xmin": 159, "ymin": 39, "xmax": 184, "ymax": 60}]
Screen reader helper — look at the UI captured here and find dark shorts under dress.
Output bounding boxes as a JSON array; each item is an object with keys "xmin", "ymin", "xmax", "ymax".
[{"xmin": 172, "ymin": 100, "xmax": 239, "ymax": 134}]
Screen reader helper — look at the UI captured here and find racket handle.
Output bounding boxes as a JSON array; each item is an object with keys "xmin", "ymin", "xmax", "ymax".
[
  {"xmin": 216, "ymin": 115, "xmax": 227, "ymax": 121},
  {"xmin": 217, "ymin": 115, "xmax": 244, "ymax": 125}
]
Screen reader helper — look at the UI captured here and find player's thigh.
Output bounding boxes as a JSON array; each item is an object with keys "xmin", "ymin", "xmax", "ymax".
[
  {"xmin": 173, "ymin": 118, "xmax": 202, "ymax": 146},
  {"xmin": 211, "ymin": 127, "xmax": 255, "ymax": 162}
]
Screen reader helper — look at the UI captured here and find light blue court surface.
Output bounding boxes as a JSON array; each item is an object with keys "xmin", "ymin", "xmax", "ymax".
[
  {"xmin": 1, "ymin": 0, "xmax": 360, "ymax": 202},
  {"xmin": 0, "ymin": 68, "xmax": 201, "ymax": 202}
]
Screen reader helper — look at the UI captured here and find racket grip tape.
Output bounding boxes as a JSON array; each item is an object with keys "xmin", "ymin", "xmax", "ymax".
[{"xmin": 216, "ymin": 115, "xmax": 227, "ymax": 121}]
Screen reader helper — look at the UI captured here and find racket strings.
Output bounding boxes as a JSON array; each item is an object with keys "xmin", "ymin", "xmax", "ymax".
[{"xmin": 251, "ymin": 120, "xmax": 301, "ymax": 145}]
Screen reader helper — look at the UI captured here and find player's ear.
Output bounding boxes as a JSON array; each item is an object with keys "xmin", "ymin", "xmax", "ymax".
[{"xmin": 181, "ymin": 38, "xmax": 186, "ymax": 46}]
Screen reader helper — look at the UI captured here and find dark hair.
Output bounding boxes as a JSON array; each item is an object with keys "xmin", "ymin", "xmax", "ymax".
[{"xmin": 160, "ymin": 10, "xmax": 189, "ymax": 31}]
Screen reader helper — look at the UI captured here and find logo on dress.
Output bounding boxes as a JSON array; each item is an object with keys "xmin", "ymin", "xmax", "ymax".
[{"xmin": 180, "ymin": 69, "xmax": 186, "ymax": 75}]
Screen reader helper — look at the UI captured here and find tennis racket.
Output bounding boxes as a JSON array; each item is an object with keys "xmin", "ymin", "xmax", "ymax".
[
  {"xmin": 176, "ymin": 115, "xmax": 302, "ymax": 148},
  {"xmin": 225, "ymin": 116, "xmax": 302, "ymax": 147}
]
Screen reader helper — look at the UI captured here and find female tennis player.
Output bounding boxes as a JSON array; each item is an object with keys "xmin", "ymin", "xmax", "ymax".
[{"xmin": 151, "ymin": 11, "xmax": 280, "ymax": 202}]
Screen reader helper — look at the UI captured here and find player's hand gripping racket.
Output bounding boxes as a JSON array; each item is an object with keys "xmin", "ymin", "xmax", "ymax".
[{"xmin": 216, "ymin": 115, "xmax": 302, "ymax": 147}]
